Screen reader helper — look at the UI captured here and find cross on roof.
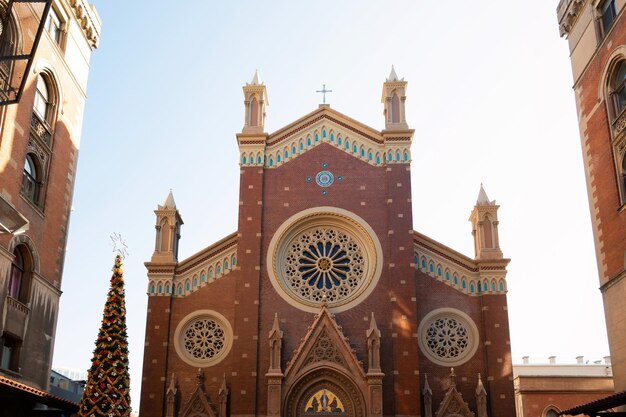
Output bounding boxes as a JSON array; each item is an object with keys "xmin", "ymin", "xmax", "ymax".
[{"xmin": 316, "ymin": 84, "xmax": 333, "ymax": 104}]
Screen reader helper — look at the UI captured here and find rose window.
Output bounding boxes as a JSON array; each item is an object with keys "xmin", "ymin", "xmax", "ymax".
[
  {"xmin": 285, "ymin": 228, "xmax": 365, "ymax": 304},
  {"xmin": 182, "ymin": 318, "xmax": 225, "ymax": 360},
  {"xmin": 418, "ymin": 309, "xmax": 479, "ymax": 366},
  {"xmin": 425, "ymin": 317, "xmax": 469, "ymax": 359}
]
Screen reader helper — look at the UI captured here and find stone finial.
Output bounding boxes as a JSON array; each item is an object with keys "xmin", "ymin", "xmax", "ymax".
[
  {"xmin": 195, "ymin": 368, "xmax": 204, "ymax": 386},
  {"xmin": 250, "ymin": 69, "xmax": 261, "ymax": 85},
  {"xmin": 449, "ymin": 368, "xmax": 456, "ymax": 388},
  {"xmin": 162, "ymin": 189, "xmax": 176, "ymax": 209}
]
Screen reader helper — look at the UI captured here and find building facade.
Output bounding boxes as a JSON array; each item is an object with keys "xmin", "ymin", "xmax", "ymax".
[
  {"xmin": 0, "ymin": 0, "xmax": 99, "ymax": 414},
  {"xmin": 513, "ymin": 356, "xmax": 614, "ymax": 417},
  {"xmin": 557, "ymin": 0, "xmax": 626, "ymax": 393},
  {"xmin": 140, "ymin": 71, "xmax": 516, "ymax": 417}
]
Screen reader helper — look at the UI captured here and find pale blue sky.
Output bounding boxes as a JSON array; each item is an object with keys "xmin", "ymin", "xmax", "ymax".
[{"xmin": 53, "ymin": 1, "xmax": 609, "ymax": 412}]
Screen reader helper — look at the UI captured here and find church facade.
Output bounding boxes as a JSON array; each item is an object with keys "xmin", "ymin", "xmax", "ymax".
[{"xmin": 139, "ymin": 70, "xmax": 515, "ymax": 417}]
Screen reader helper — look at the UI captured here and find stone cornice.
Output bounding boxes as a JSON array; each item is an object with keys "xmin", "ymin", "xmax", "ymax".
[
  {"xmin": 68, "ymin": 0, "xmax": 101, "ymax": 49},
  {"xmin": 557, "ymin": 0, "xmax": 587, "ymax": 37},
  {"xmin": 412, "ymin": 230, "xmax": 478, "ymax": 273},
  {"xmin": 175, "ymin": 232, "xmax": 238, "ymax": 274}
]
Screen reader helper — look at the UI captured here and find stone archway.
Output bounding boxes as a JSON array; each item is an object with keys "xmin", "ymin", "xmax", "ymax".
[{"xmin": 285, "ymin": 368, "xmax": 366, "ymax": 417}]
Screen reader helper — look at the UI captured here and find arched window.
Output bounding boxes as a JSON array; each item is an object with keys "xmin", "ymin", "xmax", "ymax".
[
  {"xmin": 165, "ymin": 283, "xmax": 170, "ymax": 294},
  {"xmin": 462, "ymin": 279, "xmax": 467, "ymax": 289},
  {"xmin": 483, "ymin": 215, "xmax": 494, "ymax": 248},
  {"xmin": 269, "ymin": 158, "xmax": 274, "ymax": 167},
  {"xmin": 437, "ymin": 266, "xmax": 442, "ymax": 277},
  {"xmin": 345, "ymin": 140, "xmax": 350, "ymax": 150},
  {"xmin": 368, "ymin": 151, "xmax": 372, "ymax": 161},
  {"xmin": 330, "ymin": 133, "xmax": 335, "ymax": 142},
  {"xmin": 396, "ymin": 151, "xmax": 401, "ymax": 161},
  {"xmin": 33, "ymin": 74, "xmax": 51, "ymax": 122},
  {"xmin": 307, "ymin": 137, "xmax": 311, "ymax": 146},
  {"xmin": 257, "ymin": 154, "xmax": 262, "ymax": 164},
  {"xmin": 445, "ymin": 271, "xmax": 450, "ymax": 281},
  {"xmin": 429, "ymin": 262, "xmax": 434, "ymax": 273},
  {"xmin": 499, "ymin": 280, "xmax": 505, "ymax": 291},
  {"xmin": 543, "ymin": 407, "xmax": 561, "ymax": 417},
  {"xmin": 232, "ymin": 255, "xmax": 236, "ymax": 266},
  {"xmin": 177, "ymin": 284, "xmax": 182, "ymax": 295},
  {"xmin": 22, "ymin": 154, "xmax": 41, "ymax": 206},
  {"xmin": 149, "ymin": 283, "xmax": 155, "ymax": 294},
  {"xmin": 353, "ymin": 144, "xmax": 357, "ymax": 154},
  {"xmin": 403, "ymin": 151, "xmax": 409, "ymax": 161},
  {"xmin": 360, "ymin": 146, "xmax": 364, "ymax": 157},
  {"xmin": 612, "ymin": 61, "xmax": 626, "ymax": 117},
  {"xmin": 491, "ymin": 281, "xmax": 496, "ymax": 292},
  {"xmin": 315, "ymin": 133, "xmax": 319, "ymax": 142},
  {"xmin": 185, "ymin": 280, "xmax": 190, "ymax": 291},
  {"xmin": 224, "ymin": 260, "xmax": 229, "ymax": 270},
  {"xmin": 453, "ymin": 274, "xmax": 458, "ymax": 285},
  {"xmin": 337, "ymin": 136, "xmax": 342, "ymax": 145},
  {"xmin": 391, "ymin": 93, "xmax": 400, "ymax": 123},
  {"xmin": 277, "ymin": 153, "xmax": 281, "ymax": 163},
  {"xmin": 217, "ymin": 263, "xmax": 222, "ymax": 274},
  {"xmin": 242, "ymin": 155, "xmax": 247, "ymax": 165},
  {"xmin": 209, "ymin": 267, "xmax": 214, "ymax": 278},
  {"xmin": 300, "ymin": 141, "xmax": 304, "ymax": 150},
  {"xmin": 322, "ymin": 129, "xmax": 327, "ymax": 138},
  {"xmin": 157, "ymin": 283, "xmax": 163, "ymax": 294},
  {"xmin": 421, "ymin": 258, "xmax": 426, "ymax": 269},
  {"xmin": 292, "ymin": 146, "xmax": 296, "ymax": 155},
  {"xmin": 376, "ymin": 153, "xmax": 381, "ymax": 165},
  {"xmin": 201, "ymin": 272, "xmax": 206, "ymax": 283},
  {"xmin": 9, "ymin": 245, "xmax": 32, "ymax": 303}
]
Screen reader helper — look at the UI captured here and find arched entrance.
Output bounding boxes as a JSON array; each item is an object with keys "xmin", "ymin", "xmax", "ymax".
[{"xmin": 285, "ymin": 368, "xmax": 366, "ymax": 417}]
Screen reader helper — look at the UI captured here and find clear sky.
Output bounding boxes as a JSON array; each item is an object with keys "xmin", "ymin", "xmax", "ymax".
[{"xmin": 52, "ymin": 1, "xmax": 610, "ymax": 413}]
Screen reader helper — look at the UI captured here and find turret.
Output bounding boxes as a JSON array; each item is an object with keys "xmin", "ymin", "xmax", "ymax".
[
  {"xmin": 151, "ymin": 190, "xmax": 183, "ymax": 263},
  {"xmin": 381, "ymin": 65, "xmax": 409, "ymax": 130},
  {"xmin": 469, "ymin": 184, "xmax": 503, "ymax": 260},
  {"xmin": 242, "ymin": 70, "xmax": 268, "ymax": 134}
]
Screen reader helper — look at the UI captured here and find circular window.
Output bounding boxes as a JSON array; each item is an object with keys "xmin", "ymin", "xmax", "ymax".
[
  {"xmin": 267, "ymin": 207, "xmax": 383, "ymax": 313},
  {"xmin": 174, "ymin": 310, "xmax": 233, "ymax": 367},
  {"xmin": 418, "ymin": 308, "xmax": 479, "ymax": 367}
]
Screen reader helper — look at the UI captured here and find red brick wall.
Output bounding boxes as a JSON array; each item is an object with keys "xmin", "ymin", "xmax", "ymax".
[{"xmin": 140, "ymin": 142, "xmax": 515, "ymax": 416}]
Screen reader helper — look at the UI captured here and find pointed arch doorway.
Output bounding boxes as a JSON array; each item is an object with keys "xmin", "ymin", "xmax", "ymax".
[{"xmin": 285, "ymin": 368, "xmax": 366, "ymax": 417}]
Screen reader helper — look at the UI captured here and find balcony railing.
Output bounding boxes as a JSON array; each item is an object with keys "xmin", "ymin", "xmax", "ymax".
[
  {"xmin": 4, "ymin": 295, "xmax": 29, "ymax": 340},
  {"xmin": 30, "ymin": 111, "xmax": 52, "ymax": 146},
  {"xmin": 612, "ymin": 109, "xmax": 626, "ymax": 136}
]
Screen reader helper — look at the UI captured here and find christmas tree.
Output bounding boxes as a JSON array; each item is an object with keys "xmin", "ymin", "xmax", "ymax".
[{"xmin": 79, "ymin": 254, "xmax": 131, "ymax": 417}]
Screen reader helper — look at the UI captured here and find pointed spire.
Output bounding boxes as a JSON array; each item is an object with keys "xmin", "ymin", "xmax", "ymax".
[
  {"xmin": 476, "ymin": 373, "xmax": 487, "ymax": 396},
  {"xmin": 250, "ymin": 69, "xmax": 261, "ymax": 85},
  {"xmin": 162, "ymin": 189, "xmax": 176, "ymax": 209},
  {"xmin": 387, "ymin": 65, "xmax": 402, "ymax": 82},
  {"xmin": 368, "ymin": 312, "xmax": 378, "ymax": 333},
  {"xmin": 423, "ymin": 373, "xmax": 432, "ymax": 395},
  {"xmin": 269, "ymin": 312, "xmax": 282, "ymax": 338},
  {"xmin": 449, "ymin": 368, "xmax": 456, "ymax": 388},
  {"xmin": 476, "ymin": 183, "xmax": 492, "ymax": 205},
  {"xmin": 167, "ymin": 373, "xmax": 177, "ymax": 395},
  {"xmin": 219, "ymin": 373, "xmax": 229, "ymax": 397}
]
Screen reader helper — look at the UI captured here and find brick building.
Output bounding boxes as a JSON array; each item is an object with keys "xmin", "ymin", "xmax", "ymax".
[
  {"xmin": 0, "ymin": 0, "xmax": 100, "ymax": 415},
  {"xmin": 557, "ymin": 0, "xmax": 626, "ymax": 398},
  {"xmin": 513, "ymin": 356, "xmax": 614, "ymax": 417},
  {"xmin": 139, "ymin": 70, "xmax": 516, "ymax": 417}
]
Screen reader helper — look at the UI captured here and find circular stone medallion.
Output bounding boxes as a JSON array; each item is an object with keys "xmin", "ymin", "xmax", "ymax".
[{"xmin": 315, "ymin": 171, "xmax": 334, "ymax": 187}]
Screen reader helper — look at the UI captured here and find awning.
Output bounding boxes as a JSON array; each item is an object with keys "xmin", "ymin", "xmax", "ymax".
[
  {"xmin": 0, "ymin": 374, "xmax": 79, "ymax": 412},
  {"xmin": 560, "ymin": 390, "xmax": 626, "ymax": 416}
]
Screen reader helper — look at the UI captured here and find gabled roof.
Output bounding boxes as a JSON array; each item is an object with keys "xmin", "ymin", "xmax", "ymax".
[
  {"xmin": 266, "ymin": 105, "xmax": 390, "ymax": 147},
  {"xmin": 560, "ymin": 390, "xmax": 626, "ymax": 415},
  {"xmin": 284, "ymin": 304, "xmax": 365, "ymax": 379}
]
